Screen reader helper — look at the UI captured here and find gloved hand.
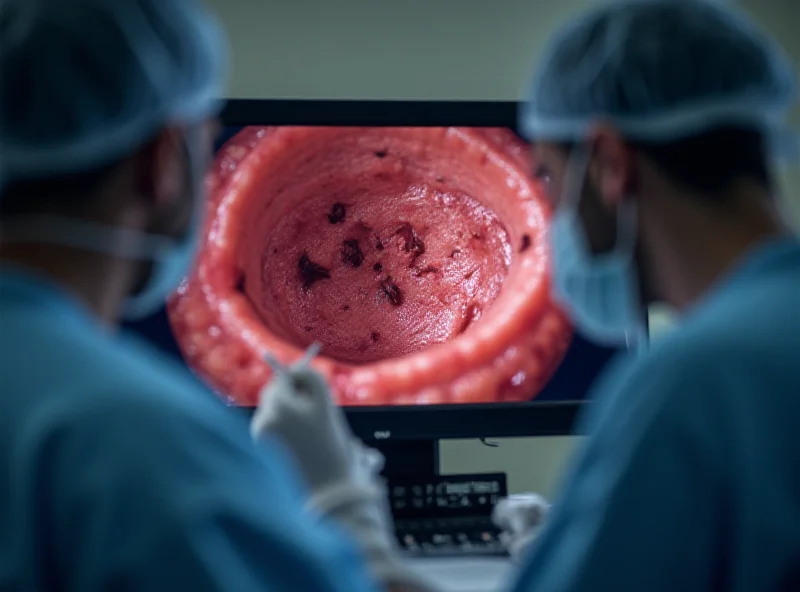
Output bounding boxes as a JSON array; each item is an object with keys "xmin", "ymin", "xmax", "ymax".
[
  {"xmin": 251, "ymin": 345, "xmax": 365, "ymax": 493},
  {"xmin": 491, "ymin": 493, "xmax": 551, "ymax": 560},
  {"xmin": 251, "ymin": 345, "xmax": 440, "ymax": 592}
]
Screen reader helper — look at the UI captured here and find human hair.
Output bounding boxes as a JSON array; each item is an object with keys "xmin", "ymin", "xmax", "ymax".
[
  {"xmin": 559, "ymin": 126, "xmax": 773, "ymax": 199},
  {"xmin": 630, "ymin": 127, "xmax": 772, "ymax": 197},
  {"xmin": 0, "ymin": 160, "xmax": 123, "ymax": 218}
]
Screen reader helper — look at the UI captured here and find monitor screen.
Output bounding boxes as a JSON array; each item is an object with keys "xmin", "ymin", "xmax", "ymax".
[{"xmin": 124, "ymin": 100, "xmax": 630, "ymax": 441}]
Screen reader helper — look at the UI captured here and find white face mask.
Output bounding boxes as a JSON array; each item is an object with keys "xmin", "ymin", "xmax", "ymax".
[{"xmin": 549, "ymin": 147, "xmax": 647, "ymax": 348}]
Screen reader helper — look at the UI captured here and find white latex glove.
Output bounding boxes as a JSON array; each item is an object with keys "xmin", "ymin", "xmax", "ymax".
[
  {"xmin": 251, "ymin": 345, "xmax": 440, "ymax": 592},
  {"xmin": 491, "ymin": 493, "xmax": 551, "ymax": 560},
  {"xmin": 251, "ymin": 345, "xmax": 363, "ymax": 492}
]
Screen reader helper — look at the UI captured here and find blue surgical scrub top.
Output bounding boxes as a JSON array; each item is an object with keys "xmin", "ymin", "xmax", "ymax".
[
  {"xmin": 0, "ymin": 267, "xmax": 379, "ymax": 591},
  {"xmin": 512, "ymin": 237, "xmax": 800, "ymax": 592}
]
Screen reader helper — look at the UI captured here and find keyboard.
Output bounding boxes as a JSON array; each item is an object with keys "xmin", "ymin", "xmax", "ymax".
[
  {"xmin": 396, "ymin": 515, "xmax": 508, "ymax": 557},
  {"xmin": 387, "ymin": 473, "xmax": 510, "ymax": 558}
]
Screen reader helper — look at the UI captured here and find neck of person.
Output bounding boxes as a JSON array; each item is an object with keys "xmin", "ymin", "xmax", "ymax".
[
  {"xmin": 0, "ymin": 242, "xmax": 135, "ymax": 325},
  {"xmin": 643, "ymin": 181, "xmax": 793, "ymax": 312}
]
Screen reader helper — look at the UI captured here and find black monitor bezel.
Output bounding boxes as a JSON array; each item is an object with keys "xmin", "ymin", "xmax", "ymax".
[
  {"xmin": 221, "ymin": 99, "xmax": 519, "ymax": 129},
  {"xmin": 221, "ymin": 98, "xmax": 611, "ymax": 441}
]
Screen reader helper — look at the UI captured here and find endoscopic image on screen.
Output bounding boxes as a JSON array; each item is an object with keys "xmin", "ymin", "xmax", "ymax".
[{"xmin": 134, "ymin": 125, "xmax": 617, "ymax": 408}]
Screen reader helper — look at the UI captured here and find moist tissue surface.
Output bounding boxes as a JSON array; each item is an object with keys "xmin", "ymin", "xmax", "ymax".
[
  {"xmin": 247, "ymin": 178, "xmax": 512, "ymax": 364},
  {"xmin": 168, "ymin": 126, "xmax": 573, "ymax": 406}
]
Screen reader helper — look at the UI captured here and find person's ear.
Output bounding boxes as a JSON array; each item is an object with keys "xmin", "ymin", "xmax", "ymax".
[
  {"xmin": 587, "ymin": 124, "xmax": 633, "ymax": 207},
  {"xmin": 133, "ymin": 127, "xmax": 185, "ymax": 210}
]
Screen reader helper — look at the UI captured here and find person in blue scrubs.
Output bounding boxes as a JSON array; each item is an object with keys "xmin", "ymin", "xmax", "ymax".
[
  {"xmin": 502, "ymin": 1, "xmax": 800, "ymax": 590},
  {"xmin": 0, "ymin": 1, "xmax": 427, "ymax": 591}
]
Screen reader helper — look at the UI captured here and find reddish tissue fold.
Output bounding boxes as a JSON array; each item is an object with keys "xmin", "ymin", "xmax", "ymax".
[{"xmin": 168, "ymin": 126, "xmax": 573, "ymax": 406}]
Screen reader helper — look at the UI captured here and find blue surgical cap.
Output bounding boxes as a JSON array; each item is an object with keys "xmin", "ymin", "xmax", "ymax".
[
  {"xmin": 521, "ymin": 0, "xmax": 799, "ymax": 158},
  {"xmin": 0, "ymin": 0, "xmax": 229, "ymax": 182}
]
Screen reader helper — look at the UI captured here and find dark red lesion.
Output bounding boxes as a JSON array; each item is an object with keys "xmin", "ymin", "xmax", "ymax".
[
  {"xmin": 520, "ymin": 234, "xmax": 531, "ymax": 252},
  {"xmin": 373, "ymin": 263, "xmax": 383, "ymax": 273},
  {"xmin": 395, "ymin": 223, "xmax": 425, "ymax": 260},
  {"xmin": 341, "ymin": 239, "xmax": 365, "ymax": 268},
  {"xmin": 328, "ymin": 203, "xmax": 347, "ymax": 224},
  {"xmin": 298, "ymin": 253, "xmax": 331, "ymax": 289},
  {"xmin": 457, "ymin": 303, "xmax": 482, "ymax": 335},
  {"xmin": 379, "ymin": 277, "xmax": 404, "ymax": 306}
]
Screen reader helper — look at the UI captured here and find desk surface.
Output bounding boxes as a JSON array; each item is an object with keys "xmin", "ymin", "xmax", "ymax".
[{"xmin": 405, "ymin": 556, "xmax": 514, "ymax": 592}]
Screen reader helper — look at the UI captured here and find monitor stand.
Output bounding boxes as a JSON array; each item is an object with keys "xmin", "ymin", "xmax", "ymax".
[{"xmin": 371, "ymin": 439, "xmax": 440, "ymax": 478}]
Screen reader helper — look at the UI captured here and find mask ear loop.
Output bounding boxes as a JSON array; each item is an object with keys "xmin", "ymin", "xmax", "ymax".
[
  {"xmin": 0, "ymin": 215, "xmax": 175, "ymax": 260},
  {"xmin": 177, "ymin": 124, "xmax": 210, "ymax": 245},
  {"xmin": 559, "ymin": 145, "xmax": 637, "ymax": 265},
  {"xmin": 614, "ymin": 199, "xmax": 638, "ymax": 259},
  {"xmin": 625, "ymin": 326, "xmax": 649, "ymax": 351},
  {"xmin": 565, "ymin": 144, "xmax": 638, "ymax": 258},
  {"xmin": 0, "ymin": 126, "xmax": 210, "ymax": 259},
  {"xmin": 559, "ymin": 146, "xmax": 591, "ymax": 213},
  {"xmin": 563, "ymin": 144, "xmax": 646, "ymax": 350},
  {"xmin": 617, "ymin": 200, "xmax": 646, "ymax": 350},
  {"xmin": 554, "ymin": 146, "xmax": 596, "ymax": 264}
]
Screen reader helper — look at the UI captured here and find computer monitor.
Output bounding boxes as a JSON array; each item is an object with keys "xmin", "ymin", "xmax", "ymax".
[{"xmin": 124, "ymin": 100, "xmax": 635, "ymax": 471}]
